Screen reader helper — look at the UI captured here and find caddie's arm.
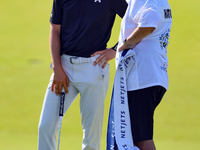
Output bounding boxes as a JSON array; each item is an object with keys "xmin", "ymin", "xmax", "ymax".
[
  {"xmin": 50, "ymin": 24, "xmax": 69, "ymax": 95},
  {"xmin": 118, "ymin": 27, "xmax": 155, "ymax": 52}
]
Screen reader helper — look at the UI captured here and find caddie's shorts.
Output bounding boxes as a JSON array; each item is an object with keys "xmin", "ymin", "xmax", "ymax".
[{"xmin": 127, "ymin": 86, "xmax": 166, "ymax": 143}]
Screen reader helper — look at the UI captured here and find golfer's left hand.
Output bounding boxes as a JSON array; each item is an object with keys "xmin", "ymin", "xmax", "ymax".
[{"xmin": 91, "ymin": 48, "xmax": 116, "ymax": 68}]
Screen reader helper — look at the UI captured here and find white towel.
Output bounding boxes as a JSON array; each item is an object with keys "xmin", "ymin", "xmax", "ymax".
[{"xmin": 107, "ymin": 50, "xmax": 140, "ymax": 150}]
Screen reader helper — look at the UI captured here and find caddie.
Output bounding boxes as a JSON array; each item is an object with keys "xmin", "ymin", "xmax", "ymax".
[{"xmin": 107, "ymin": 0, "xmax": 173, "ymax": 150}]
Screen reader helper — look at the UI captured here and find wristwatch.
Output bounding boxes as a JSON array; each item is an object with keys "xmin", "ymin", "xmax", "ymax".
[
  {"xmin": 111, "ymin": 42, "xmax": 118, "ymax": 51},
  {"xmin": 123, "ymin": 38, "xmax": 133, "ymax": 48}
]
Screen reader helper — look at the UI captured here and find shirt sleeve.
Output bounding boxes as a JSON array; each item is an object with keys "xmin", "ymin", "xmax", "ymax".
[
  {"xmin": 133, "ymin": 8, "xmax": 161, "ymax": 28},
  {"xmin": 50, "ymin": 0, "xmax": 63, "ymax": 24},
  {"xmin": 111, "ymin": 0, "xmax": 128, "ymax": 18}
]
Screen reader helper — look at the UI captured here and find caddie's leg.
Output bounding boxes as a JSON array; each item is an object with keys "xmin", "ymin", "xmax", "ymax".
[
  {"xmin": 76, "ymin": 64, "xmax": 109, "ymax": 150},
  {"xmin": 135, "ymin": 140, "xmax": 156, "ymax": 150},
  {"xmin": 38, "ymin": 74, "xmax": 79, "ymax": 150}
]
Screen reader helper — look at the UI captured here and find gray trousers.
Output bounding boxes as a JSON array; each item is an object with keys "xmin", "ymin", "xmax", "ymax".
[{"xmin": 38, "ymin": 54, "xmax": 109, "ymax": 150}]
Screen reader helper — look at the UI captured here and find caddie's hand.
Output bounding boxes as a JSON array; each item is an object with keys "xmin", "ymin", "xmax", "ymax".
[
  {"xmin": 51, "ymin": 68, "xmax": 69, "ymax": 95},
  {"xmin": 118, "ymin": 43, "xmax": 129, "ymax": 52},
  {"xmin": 91, "ymin": 48, "xmax": 116, "ymax": 68}
]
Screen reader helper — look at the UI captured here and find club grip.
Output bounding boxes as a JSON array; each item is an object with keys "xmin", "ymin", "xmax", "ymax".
[{"xmin": 59, "ymin": 90, "xmax": 65, "ymax": 116}]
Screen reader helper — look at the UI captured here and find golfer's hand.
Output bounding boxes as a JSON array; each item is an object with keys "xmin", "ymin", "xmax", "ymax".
[
  {"xmin": 51, "ymin": 68, "xmax": 69, "ymax": 95},
  {"xmin": 91, "ymin": 48, "xmax": 116, "ymax": 68}
]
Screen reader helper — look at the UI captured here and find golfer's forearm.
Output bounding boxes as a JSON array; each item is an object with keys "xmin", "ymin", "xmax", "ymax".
[
  {"xmin": 126, "ymin": 27, "xmax": 155, "ymax": 48},
  {"xmin": 49, "ymin": 24, "xmax": 62, "ymax": 71}
]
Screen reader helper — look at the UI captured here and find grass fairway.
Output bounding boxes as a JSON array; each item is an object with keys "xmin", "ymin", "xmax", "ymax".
[{"xmin": 0, "ymin": 0, "xmax": 200, "ymax": 150}]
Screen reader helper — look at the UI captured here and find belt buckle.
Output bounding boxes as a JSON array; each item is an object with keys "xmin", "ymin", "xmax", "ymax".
[{"xmin": 70, "ymin": 57, "xmax": 78, "ymax": 64}]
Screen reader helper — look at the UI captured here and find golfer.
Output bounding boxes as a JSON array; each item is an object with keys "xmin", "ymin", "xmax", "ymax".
[
  {"xmin": 37, "ymin": 0, "xmax": 127, "ymax": 150},
  {"xmin": 111, "ymin": 0, "xmax": 172, "ymax": 150}
]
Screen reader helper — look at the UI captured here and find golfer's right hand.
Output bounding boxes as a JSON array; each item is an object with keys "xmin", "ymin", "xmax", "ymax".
[{"xmin": 51, "ymin": 68, "xmax": 69, "ymax": 95}]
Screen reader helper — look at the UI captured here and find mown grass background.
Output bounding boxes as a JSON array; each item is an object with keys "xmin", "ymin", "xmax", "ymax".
[{"xmin": 0, "ymin": 0, "xmax": 199, "ymax": 149}]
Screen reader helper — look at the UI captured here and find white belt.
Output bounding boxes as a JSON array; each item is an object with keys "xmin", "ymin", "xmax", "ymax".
[{"xmin": 62, "ymin": 54, "xmax": 98, "ymax": 64}]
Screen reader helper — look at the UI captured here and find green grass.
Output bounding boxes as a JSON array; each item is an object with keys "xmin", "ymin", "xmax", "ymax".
[{"xmin": 0, "ymin": 0, "xmax": 200, "ymax": 149}]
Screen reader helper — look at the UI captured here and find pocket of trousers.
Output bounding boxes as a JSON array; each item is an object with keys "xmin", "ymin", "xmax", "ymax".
[{"xmin": 99, "ymin": 63, "xmax": 109, "ymax": 78}]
